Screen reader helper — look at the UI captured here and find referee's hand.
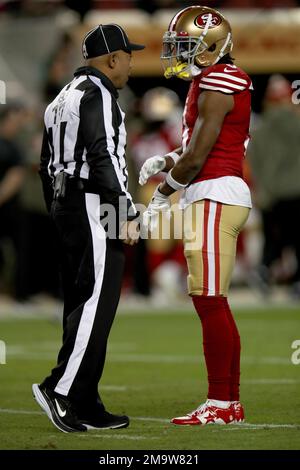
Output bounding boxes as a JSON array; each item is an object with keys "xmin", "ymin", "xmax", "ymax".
[{"xmin": 120, "ymin": 220, "xmax": 140, "ymax": 245}]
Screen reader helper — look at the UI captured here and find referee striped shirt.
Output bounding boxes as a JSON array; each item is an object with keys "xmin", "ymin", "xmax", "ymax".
[{"xmin": 39, "ymin": 66, "xmax": 137, "ymax": 219}]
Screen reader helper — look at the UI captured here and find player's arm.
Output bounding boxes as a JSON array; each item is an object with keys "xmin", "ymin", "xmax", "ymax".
[{"xmin": 159, "ymin": 91, "xmax": 234, "ymax": 196}]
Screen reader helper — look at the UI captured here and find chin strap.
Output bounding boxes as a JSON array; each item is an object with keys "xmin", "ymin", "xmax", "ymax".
[{"xmin": 164, "ymin": 62, "xmax": 201, "ymax": 80}]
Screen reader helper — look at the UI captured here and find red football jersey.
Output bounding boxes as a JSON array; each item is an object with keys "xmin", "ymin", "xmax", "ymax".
[{"xmin": 182, "ymin": 63, "xmax": 253, "ymax": 183}]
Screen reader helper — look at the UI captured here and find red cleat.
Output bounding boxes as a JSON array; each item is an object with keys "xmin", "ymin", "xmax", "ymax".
[
  {"xmin": 232, "ymin": 401, "xmax": 245, "ymax": 423},
  {"xmin": 171, "ymin": 400, "xmax": 235, "ymax": 426}
]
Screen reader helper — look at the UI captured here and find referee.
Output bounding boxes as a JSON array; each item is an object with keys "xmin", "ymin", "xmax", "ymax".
[{"xmin": 32, "ymin": 24, "xmax": 144, "ymax": 433}]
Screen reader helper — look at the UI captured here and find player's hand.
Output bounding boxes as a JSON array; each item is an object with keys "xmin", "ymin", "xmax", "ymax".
[
  {"xmin": 143, "ymin": 186, "xmax": 171, "ymax": 232},
  {"xmin": 139, "ymin": 155, "xmax": 166, "ymax": 186},
  {"xmin": 120, "ymin": 220, "xmax": 140, "ymax": 245}
]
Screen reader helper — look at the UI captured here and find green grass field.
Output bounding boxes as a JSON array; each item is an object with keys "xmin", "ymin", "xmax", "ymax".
[{"xmin": 0, "ymin": 306, "xmax": 300, "ymax": 450}]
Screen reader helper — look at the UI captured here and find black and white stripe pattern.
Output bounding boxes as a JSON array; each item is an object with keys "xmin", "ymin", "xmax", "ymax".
[
  {"xmin": 54, "ymin": 193, "xmax": 106, "ymax": 396},
  {"xmin": 44, "ymin": 189, "xmax": 126, "ymax": 400},
  {"xmin": 39, "ymin": 66, "xmax": 134, "ymax": 408},
  {"xmin": 40, "ymin": 66, "xmax": 135, "ymax": 216}
]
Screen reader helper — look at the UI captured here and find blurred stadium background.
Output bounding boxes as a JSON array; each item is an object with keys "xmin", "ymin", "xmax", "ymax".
[
  {"xmin": 1, "ymin": 0, "xmax": 300, "ymax": 310},
  {"xmin": 0, "ymin": 0, "xmax": 300, "ymax": 451}
]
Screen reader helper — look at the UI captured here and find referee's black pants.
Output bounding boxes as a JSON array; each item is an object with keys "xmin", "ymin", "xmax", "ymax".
[{"xmin": 42, "ymin": 188, "xmax": 125, "ymax": 415}]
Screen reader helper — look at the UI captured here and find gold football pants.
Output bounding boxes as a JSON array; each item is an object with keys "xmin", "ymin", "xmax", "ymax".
[{"xmin": 184, "ymin": 199, "xmax": 250, "ymax": 297}]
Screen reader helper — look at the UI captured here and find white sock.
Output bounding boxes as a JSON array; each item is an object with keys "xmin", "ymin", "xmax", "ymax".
[{"xmin": 208, "ymin": 399, "xmax": 231, "ymax": 409}]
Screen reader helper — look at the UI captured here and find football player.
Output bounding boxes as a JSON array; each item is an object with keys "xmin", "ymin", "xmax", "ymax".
[{"xmin": 140, "ymin": 5, "xmax": 252, "ymax": 425}]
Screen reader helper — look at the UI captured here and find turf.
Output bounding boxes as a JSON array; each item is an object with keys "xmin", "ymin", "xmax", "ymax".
[{"xmin": 0, "ymin": 307, "xmax": 299, "ymax": 450}]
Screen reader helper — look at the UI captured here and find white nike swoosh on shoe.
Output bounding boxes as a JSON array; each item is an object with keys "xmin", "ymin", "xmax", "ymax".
[
  {"xmin": 55, "ymin": 399, "xmax": 66, "ymax": 417},
  {"xmin": 223, "ymin": 67, "xmax": 238, "ymax": 73}
]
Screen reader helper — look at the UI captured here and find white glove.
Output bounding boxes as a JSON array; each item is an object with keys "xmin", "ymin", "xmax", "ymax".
[
  {"xmin": 139, "ymin": 155, "xmax": 166, "ymax": 186},
  {"xmin": 143, "ymin": 186, "xmax": 171, "ymax": 232}
]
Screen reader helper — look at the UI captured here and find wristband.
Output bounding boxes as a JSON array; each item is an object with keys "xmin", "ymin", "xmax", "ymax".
[
  {"xmin": 165, "ymin": 152, "xmax": 180, "ymax": 164},
  {"xmin": 166, "ymin": 170, "xmax": 188, "ymax": 191}
]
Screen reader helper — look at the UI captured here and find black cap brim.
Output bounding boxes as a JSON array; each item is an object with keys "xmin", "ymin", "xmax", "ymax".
[{"xmin": 128, "ymin": 42, "xmax": 145, "ymax": 51}]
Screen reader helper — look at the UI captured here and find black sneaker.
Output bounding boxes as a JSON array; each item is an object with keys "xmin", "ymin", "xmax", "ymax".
[
  {"xmin": 32, "ymin": 384, "xmax": 87, "ymax": 433},
  {"xmin": 80, "ymin": 410, "xmax": 130, "ymax": 430}
]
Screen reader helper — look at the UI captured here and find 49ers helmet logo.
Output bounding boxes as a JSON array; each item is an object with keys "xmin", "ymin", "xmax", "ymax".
[{"xmin": 195, "ymin": 13, "xmax": 221, "ymax": 29}]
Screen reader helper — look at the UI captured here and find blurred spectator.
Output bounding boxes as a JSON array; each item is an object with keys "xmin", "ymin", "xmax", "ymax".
[
  {"xmin": 0, "ymin": 1, "xmax": 62, "ymax": 16},
  {"xmin": 65, "ymin": 0, "xmax": 92, "ymax": 21},
  {"xmin": 0, "ymin": 103, "xmax": 61, "ymax": 301},
  {"xmin": 43, "ymin": 32, "xmax": 76, "ymax": 103},
  {"xmin": 248, "ymin": 74, "xmax": 300, "ymax": 297},
  {"xmin": 0, "ymin": 103, "xmax": 26, "ymax": 298},
  {"xmin": 136, "ymin": 0, "xmax": 299, "ymax": 10},
  {"xmin": 92, "ymin": 0, "xmax": 135, "ymax": 10},
  {"xmin": 18, "ymin": 117, "xmax": 61, "ymax": 301},
  {"xmin": 221, "ymin": 0, "xmax": 298, "ymax": 7},
  {"xmin": 1, "ymin": 0, "xmax": 299, "ymax": 17},
  {"xmin": 129, "ymin": 87, "xmax": 185, "ymax": 300},
  {"xmin": 135, "ymin": 0, "xmax": 179, "ymax": 13}
]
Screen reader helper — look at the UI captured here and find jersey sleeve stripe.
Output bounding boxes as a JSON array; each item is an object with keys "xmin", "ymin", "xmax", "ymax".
[
  {"xmin": 199, "ymin": 83, "xmax": 234, "ymax": 94},
  {"xmin": 205, "ymin": 72, "xmax": 248, "ymax": 85},
  {"xmin": 200, "ymin": 77, "xmax": 246, "ymax": 91}
]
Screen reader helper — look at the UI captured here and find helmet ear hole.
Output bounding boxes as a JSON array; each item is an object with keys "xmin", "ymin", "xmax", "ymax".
[{"xmin": 208, "ymin": 43, "xmax": 216, "ymax": 52}]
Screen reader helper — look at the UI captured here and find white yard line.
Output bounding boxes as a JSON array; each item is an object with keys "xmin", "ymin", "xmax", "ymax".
[
  {"xmin": 107, "ymin": 355, "xmax": 292, "ymax": 365},
  {"xmin": 132, "ymin": 416, "xmax": 169, "ymax": 424},
  {"xmin": 244, "ymin": 379, "xmax": 300, "ymax": 384},
  {"xmin": 1, "ymin": 297, "xmax": 300, "ymax": 320},
  {"xmin": 221, "ymin": 424, "xmax": 300, "ymax": 430},
  {"xmin": 5, "ymin": 347, "xmax": 293, "ymax": 366},
  {"xmin": 107, "ymin": 379, "xmax": 299, "ymax": 388},
  {"xmin": 7, "ymin": 341, "xmax": 135, "ymax": 353},
  {"xmin": 0, "ymin": 408, "xmax": 168, "ymax": 423},
  {"xmin": 76, "ymin": 434, "xmax": 158, "ymax": 440},
  {"xmin": 101, "ymin": 385, "xmax": 128, "ymax": 391},
  {"xmin": 0, "ymin": 408, "xmax": 43, "ymax": 415},
  {"xmin": 0, "ymin": 408, "xmax": 299, "ymax": 430},
  {"xmin": 103, "ymin": 379, "xmax": 300, "ymax": 388}
]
